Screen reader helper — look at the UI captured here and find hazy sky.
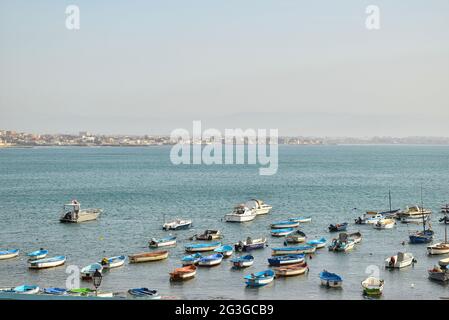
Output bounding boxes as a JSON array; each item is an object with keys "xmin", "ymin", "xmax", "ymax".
[{"xmin": 1, "ymin": 1, "xmax": 448, "ymax": 136}]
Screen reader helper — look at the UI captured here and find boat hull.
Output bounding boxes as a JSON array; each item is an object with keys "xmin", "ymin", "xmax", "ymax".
[
  {"xmin": 128, "ymin": 251, "xmax": 169, "ymax": 263},
  {"xmin": 0, "ymin": 251, "xmax": 20, "ymax": 260},
  {"xmin": 225, "ymin": 214, "xmax": 256, "ymax": 222},
  {"xmin": 28, "ymin": 257, "xmax": 66, "ymax": 269},
  {"xmin": 427, "ymin": 244, "xmax": 449, "ymax": 255},
  {"xmin": 60, "ymin": 209, "xmax": 101, "ymax": 223}
]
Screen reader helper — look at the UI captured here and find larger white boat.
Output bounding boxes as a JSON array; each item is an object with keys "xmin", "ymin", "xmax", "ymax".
[
  {"xmin": 245, "ymin": 199, "xmax": 272, "ymax": 215},
  {"xmin": 162, "ymin": 219, "xmax": 192, "ymax": 230},
  {"xmin": 398, "ymin": 205, "xmax": 431, "ymax": 219},
  {"xmin": 59, "ymin": 200, "xmax": 102, "ymax": 223},
  {"xmin": 225, "ymin": 204, "xmax": 256, "ymax": 222},
  {"xmin": 385, "ymin": 252, "xmax": 415, "ymax": 269}
]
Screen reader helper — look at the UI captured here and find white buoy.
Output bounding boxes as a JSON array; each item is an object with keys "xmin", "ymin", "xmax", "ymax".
[{"xmin": 411, "ymin": 283, "xmax": 415, "ymax": 288}]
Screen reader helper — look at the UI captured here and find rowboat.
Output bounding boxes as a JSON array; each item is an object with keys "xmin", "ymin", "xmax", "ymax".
[
  {"xmin": 231, "ymin": 255, "xmax": 254, "ymax": 268},
  {"xmin": 361, "ymin": 277, "xmax": 384, "ymax": 296},
  {"xmin": 9, "ymin": 285, "xmax": 40, "ymax": 295},
  {"xmin": 162, "ymin": 218, "xmax": 192, "ymax": 230},
  {"xmin": 373, "ymin": 218, "xmax": 395, "ymax": 230},
  {"xmin": 289, "ymin": 217, "xmax": 312, "ymax": 223},
  {"xmin": 285, "ymin": 230, "xmax": 307, "ymax": 244},
  {"xmin": 348, "ymin": 232, "xmax": 362, "ymax": 244},
  {"xmin": 128, "ymin": 251, "xmax": 168, "ymax": 263},
  {"xmin": 328, "ymin": 233, "xmax": 356, "ymax": 252},
  {"xmin": 427, "ymin": 242, "xmax": 449, "ymax": 255},
  {"xmin": 273, "ymin": 262, "xmax": 308, "ymax": 277},
  {"xmin": 267, "ymin": 254, "xmax": 305, "ymax": 266},
  {"xmin": 68, "ymin": 288, "xmax": 113, "ymax": 298},
  {"xmin": 169, "ymin": 265, "xmax": 197, "ymax": 281},
  {"xmin": 149, "ymin": 236, "xmax": 177, "ymax": 248},
  {"xmin": 214, "ymin": 245, "xmax": 234, "ymax": 258},
  {"xmin": 198, "ymin": 253, "xmax": 223, "ymax": 267},
  {"xmin": 271, "ymin": 228, "xmax": 296, "ymax": 237},
  {"xmin": 27, "ymin": 249, "xmax": 48, "ymax": 261},
  {"xmin": 225, "ymin": 204, "xmax": 257, "ymax": 222},
  {"xmin": 234, "ymin": 237, "xmax": 267, "ymax": 252},
  {"xmin": 0, "ymin": 249, "xmax": 19, "ymax": 260},
  {"xmin": 128, "ymin": 288, "xmax": 161, "ymax": 299},
  {"xmin": 185, "ymin": 241, "xmax": 221, "ymax": 253},
  {"xmin": 428, "ymin": 265, "xmax": 449, "ymax": 282},
  {"xmin": 319, "ymin": 270, "xmax": 343, "ymax": 288},
  {"xmin": 270, "ymin": 220, "xmax": 299, "ymax": 229},
  {"xmin": 43, "ymin": 288, "xmax": 67, "ymax": 295},
  {"xmin": 181, "ymin": 253, "xmax": 203, "ymax": 266},
  {"xmin": 439, "ymin": 257, "xmax": 449, "ymax": 267},
  {"xmin": 99, "ymin": 255, "xmax": 126, "ymax": 269},
  {"xmin": 385, "ymin": 252, "xmax": 415, "ymax": 269},
  {"xmin": 191, "ymin": 230, "xmax": 222, "ymax": 240},
  {"xmin": 328, "ymin": 222, "xmax": 348, "ymax": 232},
  {"xmin": 28, "ymin": 255, "xmax": 66, "ymax": 269},
  {"xmin": 59, "ymin": 201, "xmax": 102, "ymax": 223},
  {"xmin": 244, "ymin": 270, "xmax": 275, "ymax": 287},
  {"xmin": 245, "ymin": 199, "xmax": 272, "ymax": 215},
  {"xmin": 306, "ymin": 237, "xmax": 326, "ymax": 249},
  {"xmin": 80, "ymin": 263, "xmax": 103, "ymax": 280},
  {"xmin": 271, "ymin": 245, "xmax": 315, "ymax": 256}
]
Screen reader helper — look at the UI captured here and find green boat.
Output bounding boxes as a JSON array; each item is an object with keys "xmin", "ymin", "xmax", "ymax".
[{"xmin": 361, "ymin": 277, "xmax": 384, "ymax": 296}]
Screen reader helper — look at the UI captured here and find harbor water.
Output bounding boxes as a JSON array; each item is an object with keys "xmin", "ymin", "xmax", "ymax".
[{"xmin": 0, "ymin": 145, "xmax": 448, "ymax": 299}]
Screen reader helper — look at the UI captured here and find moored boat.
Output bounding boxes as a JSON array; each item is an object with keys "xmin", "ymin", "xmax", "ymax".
[
  {"xmin": 43, "ymin": 288, "xmax": 67, "ymax": 295},
  {"xmin": 428, "ymin": 265, "xmax": 449, "ymax": 282},
  {"xmin": 244, "ymin": 270, "xmax": 275, "ymax": 287},
  {"xmin": 267, "ymin": 254, "xmax": 305, "ymax": 266},
  {"xmin": 234, "ymin": 237, "xmax": 267, "ymax": 252},
  {"xmin": 28, "ymin": 255, "xmax": 66, "ymax": 269},
  {"xmin": 149, "ymin": 236, "xmax": 177, "ymax": 248},
  {"xmin": 128, "ymin": 288, "xmax": 161, "ymax": 299},
  {"xmin": 198, "ymin": 253, "xmax": 223, "ymax": 267},
  {"xmin": 27, "ymin": 249, "xmax": 48, "ymax": 261},
  {"xmin": 441, "ymin": 204, "xmax": 449, "ymax": 214},
  {"xmin": 427, "ymin": 242, "xmax": 449, "ymax": 255},
  {"xmin": 80, "ymin": 263, "xmax": 103, "ymax": 280},
  {"xmin": 385, "ymin": 252, "xmax": 415, "ymax": 269},
  {"xmin": 181, "ymin": 253, "xmax": 203, "ymax": 266},
  {"xmin": 439, "ymin": 257, "xmax": 449, "ymax": 267},
  {"xmin": 0, "ymin": 249, "xmax": 19, "ymax": 260},
  {"xmin": 185, "ymin": 241, "xmax": 221, "ymax": 253},
  {"xmin": 169, "ymin": 265, "xmax": 197, "ymax": 281},
  {"xmin": 319, "ymin": 270, "xmax": 342, "ymax": 288},
  {"xmin": 398, "ymin": 205, "xmax": 432, "ymax": 219},
  {"xmin": 271, "ymin": 245, "xmax": 315, "ymax": 256},
  {"xmin": 361, "ymin": 277, "xmax": 384, "ymax": 296},
  {"xmin": 348, "ymin": 232, "xmax": 362, "ymax": 244},
  {"xmin": 273, "ymin": 262, "xmax": 308, "ymax": 277},
  {"xmin": 328, "ymin": 222, "xmax": 348, "ymax": 232},
  {"xmin": 328, "ymin": 233, "xmax": 355, "ymax": 252},
  {"xmin": 214, "ymin": 245, "xmax": 234, "ymax": 258},
  {"xmin": 270, "ymin": 220, "xmax": 299, "ymax": 229},
  {"xmin": 225, "ymin": 204, "xmax": 257, "ymax": 222},
  {"xmin": 306, "ymin": 237, "xmax": 326, "ymax": 249},
  {"xmin": 162, "ymin": 218, "xmax": 192, "ymax": 230},
  {"xmin": 128, "ymin": 251, "xmax": 168, "ymax": 263},
  {"xmin": 99, "ymin": 255, "xmax": 126, "ymax": 269},
  {"xmin": 284, "ymin": 230, "xmax": 307, "ymax": 244},
  {"xmin": 439, "ymin": 216, "xmax": 449, "ymax": 224},
  {"xmin": 9, "ymin": 285, "xmax": 40, "ymax": 295},
  {"xmin": 231, "ymin": 255, "xmax": 254, "ymax": 268},
  {"xmin": 245, "ymin": 199, "xmax": 272, "ymax": 215},
  {"xmin": 191, "ymin": 229, "xmax": 222, "ymax": 240},
  {"xmin": 59, "ymin": 200, "xmax": 102, "ymax": 223},
  {"xmin": 289, "ymin": 216, "xmax": 312, "ymax": 223},
  {"xmin": 373, "ymin": 218, "xmax": 395, "ymax": 230},
  {"xmin": 270, "ymin": 228, "xmax": 296, "ymax": 237}
]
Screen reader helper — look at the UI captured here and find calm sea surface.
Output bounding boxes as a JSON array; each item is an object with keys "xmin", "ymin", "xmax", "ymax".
[{"xmin": 1, "ymin": 145, "xmax": 449, "ymax": 299}]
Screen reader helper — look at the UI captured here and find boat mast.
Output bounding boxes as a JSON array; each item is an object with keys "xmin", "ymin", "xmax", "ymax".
[
  {"xmin": 389, "ymin": 189, "xmax": 392, "ymax": 212},
  {"xmin": 421, "ymin": 185, "xmax": 426, "ymax": 233}
]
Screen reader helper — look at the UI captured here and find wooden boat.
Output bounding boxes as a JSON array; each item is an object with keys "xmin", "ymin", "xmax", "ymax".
[
  {"xmin": 373, "ymin": 218, "xmax": 395, "ymax": 229},
  {"xmin": 427, "ymin": 243, "xmax": 449, "ymax": 255},
  {"xmin": 319, "ymin": 270, "xmax": 342, "ymax": 288},
  {"xmin": 428, "ymin": 265, "xmax": 449, "ymax": 282},
  {"xmin": 225, "ymin": 204, "xmax": 257, "ymax": 222},
  {"xmin": 59, "ymin": 200, "xmax": 102, "ymax": 223},
  {"xmin": 28, "ymin": 255, "xmax": 66, "ymax": 269},
  {"xmin": 128, "ymin": 251, "xmax": 168, "ymax": 263},
  {"xmin": 0, "ymin": 249, "xmax": 19, "ymax": 260},
  {"xmin": 385, "ymin": 252, "xmax": 415, "ymax": 269},
  {"xmin": 149, "ymin": 236, "xmax": 177, "ymax": 248},
  {"xmin": 169, "ymin": 265, "xmax": 197, "ymax": 281},
  {"xmin": 231, "ymin": 255, "xmax": 254, "ymax": 268},
  {"xmin": 185, "ymin": 241, "xmax": 221, "ymax": 253},
  {"xmin": 274, "ymin": 262, "xmax": 308, "ymax": 277},
  {"xmin": 245, "ymin": 199, "xmax": 272, "ymax": 215},
  {"xmin": 289, "ymin": 216, "xmax": 312, "ymax": 223},
  {"xmin": 235, "ymin": 237, "xmax": 267, "ymax": 252},
  {"xmin": 271, "ymin": 245, "xmax": 315, "ymax": 256},
  {"xmin": 306, "ymin": 237, "xmax": 326, "ymax": 249},
  {"xmin": 80, "ymin": 263, "xmax": 103, "ymax": 280},
  {"xmin": 268, "ymin": 254, "xmax": 305, "ymax": 266},
  {"xmin": 328, "ymin": 222, "xmax": 348, "ymax": 232},
  {"xmin": 99, "ymin": 255, "xmax": 126, "ymax": 269},
  {"xmin": 197, "ymin": 253, "xmax": 223, "ymax": 267},
  {"xmin": 191, "ymin": 230, "xmax": 222, "ymax": 240},
  {"xmin": 181, "ymin": 253, "xmax": 203, "ymax": 266},
  {"xmin": 128, "ymin": 288, "xmax": 161, "ymax": 299},
  {"xmin": 162, "ymin": 218, "xmax": 192, "ymax": 230},
  {"xmin": 244, "ymin": 270, "xmax": 275, "ymax": 287},
  {"xmin": 214, "ymin": 245, "xmax": 234, "ymax": 258},
  {"xmin": 285, "ymin": 230, "xmax": 307, "ymax": 244},
  {"xmin": 27, "ymin": 249, "xmax": 48, "ymax": 261},
  {"xmin": 270, "ymin": 228, "xmax": 296, "ymax": 237},
  {"xmin": 348, "ymin": 232, "xmax": 362, "ymax": 244},
  {"xmin": 361, "ymin": 277, "xmax": 384, "ymax": 296},
  {"xmin": 270, "ymin": 220, "xmax": 299, "ymax": 229}
]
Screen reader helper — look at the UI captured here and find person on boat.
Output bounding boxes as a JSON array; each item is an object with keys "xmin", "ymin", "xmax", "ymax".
[
  {"xmin": 72, "ymin": 199, "xmax": 80, "ymax": 220},
  {"xmin": 101, "ymin": 258, "xmax": 109, "ymax": 266},
  {"xmin": 390, "ymin": 256, "xmax": 396, "ymax": 266},
  {"xmin": 246, "ymin": 237, "xmax": 252, "ymax": 244}
]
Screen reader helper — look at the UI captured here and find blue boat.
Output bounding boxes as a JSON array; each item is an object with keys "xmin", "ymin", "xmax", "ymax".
[
  {"xmin": 328, "ymin": 222, "xmax": 348, "ymax": 232},
  {"xmin": 235, "ymin": 237, "xmax": 267, "ymax": 252},
  {"xmin": 231, "ymin": 255, "xmax": 254, "ymax": 268},
  {"xmin": 12, "ymin": 285, "xmax": 40, "ymax": 294},
  {"xmin": 181, "ymin": 253, "xmax": 203, "ymax": 265},
  {"xmin": 128, "ymin": 288, "xmax": 161, "ymax": 299},
  {"xmin": 272, "ymin": 245, "xmax": 316, "ymax": 255},
  {"xmin": 27, "ymin": 249, "xmax": 49, "ymax": 260},
  {"xmin": 319, "ymin": 270, "xmax": 343, "ymax": 287},
  {"xmin": 214, "ymin": 245, "xmax": 234, "ymax": 257},
  {"xmin": 43, "ymin": 287, "xmax": 67, "ymax": 295},
  {"xmin": 289, "ymin": 217, "xmax": 312, "ymax": 223},
  {"xmin": 149, "ymin": 236, "xmax": 177, "ymax": 248},
  {"xmin": 198, "ymin": 253, "xmax": 223, "ymax": 266},
  {"xmin": 267, "ymin": 254, "xmax": 305, "ymax": 266},
  {"xmin": 306, "ymin": 237, "xmax": 327, "ymax": 248},
  {"xmin": 244, "ymin": 270, "xmax": 275, "ymax": 287},
  {"xmin": 0, "ymin": 249, "xmax": 19, "ymax": 260},
  {"xmin": 270, "ymin": 220, "xmax": 300, "ymax": 229},
  {"xmin": 409, "ymin": 229, "xmax": 434, "ymax": 244},
  {"xmin": 270, "ymin": 228, "xmax": 296, "ymax": 237},
  {"xmin": 185, "ymin": 241, "xmax": 221, "ymax": 253}
]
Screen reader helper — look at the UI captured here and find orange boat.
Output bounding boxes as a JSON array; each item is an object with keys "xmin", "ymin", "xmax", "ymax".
[
  {"xmin": 273, "ymin": 262, "xmax": 309, "ymax": 277},
  {"xmin": 169, "ymin": 265, "xmax": 197, "ymax": 281},
  {"xmin": 128, "ymin": 250, "xmax": 168, "ymax": 263}
]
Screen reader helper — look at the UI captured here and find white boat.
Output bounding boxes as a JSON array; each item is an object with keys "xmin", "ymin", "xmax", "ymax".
[
  {"xmin": 59, "ymin": 200, "xmax": 102, "ymax": 223},
  {"xmin": 225, "ymin": 204, "xmax": 257, "ymax": 222},
  {"xmin": 27, "ymin": 249, "xmax": 48, "ymax": 261},
  {"xmin": 427, "ymin": 243, "xmax": 449, "ymax": 255},
  {"xmin": 28, "ymin": 256, "xmax": 66, "ymax": 269},
  {"xmin": 99, "ymin": 255, "xmax": 126, "ymax": 269},
  {"xmin": 0, "ymin": 249, "xmax": 19, "ymax": 260},
  {"xmin": 289, "ymin": 216, "xmax": 312, "ymax": 223},
  {"xmin": 373, "ymin": 218, "xmax": 395, "ymax": 229},
  {"xmin": 361, "ymin": 277, "xmax": 384, "ymax": 296},
  {"xmin": 398, "ymin": 205, "xmax": 432, "ymax": 223},
  {"xmin": 359, "ymin": 213, "xmax": 384, "ymax": 225},
  {"xmin": 400, "ymin": 214, "xmax": 430, "ymax": 224},
  {"xmin": 80, "ymin": 263, "xmax": 103, "ymax": 280},
  {"xmin": 428, "ymin": 265, "xmax": 449, "ymax": 282},
  {"xmin": 245, "ymin": 199, "xmax": 272, "ymax": 215},
  {"xmin": 197, "ymin": 254, "xmax": 223, "ymax": 267},
  {"xmin": 348, "ymin": 232, "xmax": 362, "ymax": 244},
  {"xmin": 439, "ymin": 257, "xmax": 449, "ymax": 267},
  {"xmin": 148, "ymin": 236, "xmax": 177, "ymax": 248},
  {"xmin": 385, "ymin": 252, "xmax": 415, "ymax": 269},
  {"xmin": 162, "ymin": 219, "xmax": 192, "ymax": 230},
  {"xmin": 0, "ymin": 285, "xmax": 40, "ymax": 295}
]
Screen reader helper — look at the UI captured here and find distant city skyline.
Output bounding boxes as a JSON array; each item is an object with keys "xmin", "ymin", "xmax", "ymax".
[{"xmin": 1, "ymin": 1, "xmax": 448, "ymax": 136}]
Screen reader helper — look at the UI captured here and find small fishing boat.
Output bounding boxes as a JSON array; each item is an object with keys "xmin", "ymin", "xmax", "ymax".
[
  {"xmin": 197, "ymin": 253, "xmax": 223, "ymax": 267},
  {"xmin": 149, "ymin": 236, "xmax": 177, "ymax": 248},
  {"xmin": 267, "ymin": 254, "xmax": 305, "ymax": 266},
  {"xmin": 214, "ymin": 245, "xmax": 234, "ymax": 258},
  {"xmin": 348, "ymin": 232, "xmax": 362, "ymax": 244},
  {"xmin": 162, "ymin": 218, "xmax": 192, "ymax": 230},
  {"xmin": 285, "ymin": 230, "xmax": 307, "ymax": 244},
  {"xmin": 319, "ymin": 270, "xmax": 343, "ymax": 288},
  {"xmin": 361, "ymin": 277, "xmax": 384, "ymax": 296},
  {"xmin": 191, "ymin": 230, "xmax": 222, "ymax": 240},
  {"xmin": 225, "ymin": 204, "xmax": 257, "ymax": 222},
  {"xmin": 270, "ymin": 220, "xmax": 300, "ymax": 229},
  {"xmin": 270, "ymin": 228, "xmax": 296, "ymax": 237},
  {"xmin": 245, "ymin": 199, "xmax": 272, "ymax": 215},
  {"xmin": 373, "ymin": 218, "xmax": 395, "ymax": 230},
  {"xmin": 235, "ymin": 237, "xmax": 267, "ymax": 252},
  {"xmin": 441, "ymin": 204, "xmax": 449, "ymax": 214},
  {"xmin": 244, "ymin": 270, "xmax": 275, "ymax": 287},
  {"xmin": 99, "ymin": 255, "xmax": 126, "ymax": 269},
  {"xmin": 328, "ymin": 222, "xmax": 348, "ymax": 232},
  {"xmin": 43, "ymin": 288, "xmax": 67, "ymax": 295},
  {"xmin": 128, "ymin": 288, "xmax": 161, "ymax": 299},
  {"xmin": 289, "ymin": 216, "xmax": 312, "ymax": 223},
  {"xmin": 80, "ymin": 263, "xmax": 103, "ymax": 280},
  {"xmin": 181, "ymin": 253, "xmax": 203, "ymax": 266},
  {"xmin": 385, "ymin": 252, "xmax": 415, "ymax": 269},
  {"xmin": 231, "ymin": 255, "xmax": 254, "ymax": 268},
  {"xmin": 328, "ymin": 233, "xmax": 355, "ymax": 252},
  {"xmin": 185, "ymin": 241, "xmax": 221, "ymax": 253},
  {"xmin": 0, "ymin": 249, "xmax": 19, "ymax": 260},
  {"xmin": 306, "ymin": 237, "xmax": 326, "ymax": 249},
  {"xmin": 28, "ymin": 255, "xmax": 66, "ymax": 269},
  {"xmin": 428, "ymin": 265, "xmax": 449, "ymax": 282},
  {"xmin": 59, "ymin": 200, "xmax": 102, "ymax": 223},
  {"xmin": 271, "ymin": 245, "xmax": 315, "ymax": 256},
  {"xmin": 169, "ymin": 265, "xmax": 197, "ymax": 281},
  {"xmin": 27, "ymin": 249, "xmax": 48, "ymax": 261},
  {"xmin": 68, "ymin": 288, "xmax": 113, "ymax": 298},
  {"xmin": 274, "ymin": 262, "xmax": 308, "ymax": 277},
  {"xmin": 355, "ymin": 213, "xmax": 383, "ymax": 225},
  {"xmin": 439, "ymin": 257, "xmax": 449, "ymax": 267},
  {"xmin": 128, "ymin": 251, "xmax": 168, "ymax": 263},
  {"xmin": 11, "ymin": 285, "xmax": 40, "ymax": 295}
]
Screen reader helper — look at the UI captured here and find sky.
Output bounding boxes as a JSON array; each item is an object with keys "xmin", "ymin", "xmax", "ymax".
[{"xmin": 0, "ymin": 1, "xmax": 448, "ymax": 137}]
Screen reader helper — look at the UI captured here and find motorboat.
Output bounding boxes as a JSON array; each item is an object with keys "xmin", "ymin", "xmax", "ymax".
[
  {"xmin": 59, "ymin": 200, "xmax": 102, "ymax": 223},
  {"xmin": 225, "ymin": 204, "xmax": 257, "ymax": 222}
]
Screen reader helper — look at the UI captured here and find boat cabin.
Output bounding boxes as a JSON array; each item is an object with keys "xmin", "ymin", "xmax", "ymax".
[{"xmin": 61, "ymin": 201, "xmax": 81, "ymax": 221}]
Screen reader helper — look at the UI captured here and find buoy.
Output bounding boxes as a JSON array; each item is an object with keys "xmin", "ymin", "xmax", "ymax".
[{"xmin": 411, "ymin": 283, "xmax": 415, "ymax": 288}]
